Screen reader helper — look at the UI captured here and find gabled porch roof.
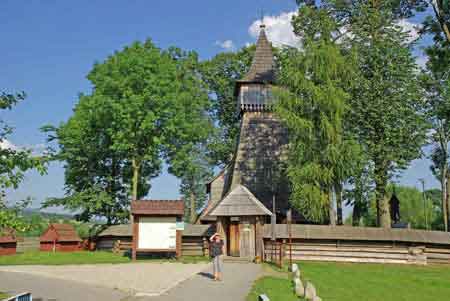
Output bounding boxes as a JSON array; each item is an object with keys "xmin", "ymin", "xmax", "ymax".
[{"xmin": 209, "ymin": 184, "xmax": 272, "ymax": 216}]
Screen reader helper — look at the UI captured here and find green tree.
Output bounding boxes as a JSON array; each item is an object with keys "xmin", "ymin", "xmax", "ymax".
[
  {"xmin": 200, "ymin": 46, "xmax": 254, "ymax": 165},
  {"xmin": 42, "ymin": 94, "xmax": 132, "ymax": 224},
  {"xmin": 275, "ymin": 5, "xmax": 360, "ymax": 224},
  {"xmin": 45, "ymin": 40, "xmax": 212, "ymax": 223},
  {"xmin": 170, "ymin": 144, "xmax": 213, "ymax": 223},
  {"xmin": 0, "ymin": 91, "xmax": 47, "ymax": 231},
  {"xmin": 421, "ymin": 13, "xmax": 450, "ymax": 231},
  {"xmin": 347, "ymin": 1, "xmax": 428, "ymax": 228}
]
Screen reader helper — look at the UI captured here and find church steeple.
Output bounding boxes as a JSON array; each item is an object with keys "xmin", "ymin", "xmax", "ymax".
[
  {"xmin": 236, "ymin": 24, "xmax": 275, "ymax": 112},
  {"xmin": 240, "ymin": 24, "xmax": 275, "ymax": 84}
]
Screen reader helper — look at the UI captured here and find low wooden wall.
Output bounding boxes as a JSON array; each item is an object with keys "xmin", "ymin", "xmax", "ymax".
[
  {"xmin": 16, "ymin": 237, "xmax": 39, "ymax": 253},
  {"xmin": 182, "ymin": 236, "xmax": 209, "ymax": 257},
  {"xmin": 40, "ymin": 241, "xmax": 82, "ymax": 252},
  {"xmin": 0, "ymin": 242, "xmax": 16, "ymax": 256},
  {"xmin": 263, "ymin": 224, "xmax": 450, "ymax": 265},
  {"xmin": 96, "ymin": 236, "xmax": 132, "ymax": 252}
]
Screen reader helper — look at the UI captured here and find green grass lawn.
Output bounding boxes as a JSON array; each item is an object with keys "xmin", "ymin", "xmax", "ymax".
[
  {"xmin": 247, "ymin": 261, "xmax": 450, "ymax": 301},
  {"xmin": 0, "ymin": 251, "xmax": 209, "ymax": 266},
  {"xmin": 0, "ymin": 292, "xmax": 9, "ymax": 300},
  {"xmin": 0, "ymin": 251, "xmax": 130, "ymax": 265}
]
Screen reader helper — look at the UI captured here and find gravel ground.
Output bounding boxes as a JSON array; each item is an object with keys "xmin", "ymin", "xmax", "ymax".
[
  {"xmin": 0, "ymin": 262, "xmax": 209, "ymax": 296},
  {"xmin": 0, "ymin": 271, "xmax": 127, "ymax": 301},
  {"xmin": 126, "ymin": 263, "xmax": 263, "ymax": 301}
]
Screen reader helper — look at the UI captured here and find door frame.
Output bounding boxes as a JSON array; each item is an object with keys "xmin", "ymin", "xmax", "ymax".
[{"xmin": 228, "ymin": 221, "xmax": 240, "ymax": 257}]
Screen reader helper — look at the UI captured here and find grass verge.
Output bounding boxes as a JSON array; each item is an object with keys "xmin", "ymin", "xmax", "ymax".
[
  {"xmin": 247, "ymin": 261, "xmax": 450, "ymax": 301},
  {"xmin": 0, "ymin": 251, "xmax": 209, "ymax": 265},
  {"xmin": 0, "ymin": 292, "xmax": 9, "ymax": 300},
  {"xmin": 0, "ymin": 251, "xmax": 130, "ymax": 265}
]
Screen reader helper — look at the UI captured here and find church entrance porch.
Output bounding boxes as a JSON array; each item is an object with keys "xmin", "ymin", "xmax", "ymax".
[
  {"xmin": 218, "ymin": 216, "xmax": 264, "ymax": 259},
  {"xmin": 208, "ymin": 185, "xmax": 272, "ymax": 259}
]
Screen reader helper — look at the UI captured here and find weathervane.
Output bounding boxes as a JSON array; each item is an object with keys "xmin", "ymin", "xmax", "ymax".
[{"xmin": 259, "ymin": 8, "xmax": 265, "ymax": 28}]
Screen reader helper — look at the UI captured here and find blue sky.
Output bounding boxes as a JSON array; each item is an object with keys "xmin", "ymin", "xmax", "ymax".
[{"xmin": 1, "ymin": 1, "xmax": 439, "ymax": 212}]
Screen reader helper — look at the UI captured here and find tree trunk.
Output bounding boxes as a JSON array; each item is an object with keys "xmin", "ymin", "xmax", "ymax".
[
  {"xmin": 132, "ymin": 158, "xmax": 140, "ymax": 201},
  {"xmin": 352, "ymin": 201, "xmax": 361, "ymax": 226},
  {"xmin": 431, "ymin": 1, "xmax": 450, "ymax": 42},
  {"xmin": 190, "ymin": 190, "xmax": 196, "ymax": 224},
  {"xmin": 374, "ymin": 161, "xmax": 391, "ymax": 228},
  {"xmin": 329, "ymin": 189, "xmax": 336, "ymax": 226},
  {"xmin": 442, "ymin": 166, "xmax": 448, "ymax": 232},
  {"xmin": 131, "ymin": 158, "xmax": 140, "ymax": 223},
  {"xmin": 335, "ymin": 183, "xmax": 343, "ymax": 225}
]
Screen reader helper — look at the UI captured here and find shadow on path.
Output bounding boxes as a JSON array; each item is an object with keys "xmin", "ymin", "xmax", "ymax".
[{"xmin": 197, "ymin": 272, "xmax": 215, "ymax": 280}]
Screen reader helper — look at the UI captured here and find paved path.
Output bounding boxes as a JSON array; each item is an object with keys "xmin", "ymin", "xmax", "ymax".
[
  {"xmin": 127, "ymin": 263, "xmax": 263, "ymax": 301},
  {"xmin": 0, "ymin": 271, "xmax": 127, "ymax": 301},
  {"xmin": 0, "ymin": 263, "xmax": 209, "ymax": 296}
]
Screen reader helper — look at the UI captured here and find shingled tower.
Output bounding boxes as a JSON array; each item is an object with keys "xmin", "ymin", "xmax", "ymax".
[
  {"xmin": 229, "ymin": 24, "xmax": 289, "ymax": 209},
  {"xmin": 201, "ymin": 24, "xmax": 291, "ymax": 259}
]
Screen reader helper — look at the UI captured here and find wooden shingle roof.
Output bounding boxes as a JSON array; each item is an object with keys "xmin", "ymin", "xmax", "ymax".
[
  {"xmin": 264, "ymin": 224, "xmax": 450, "ymax": 245},
  {"xmin": 40, "ymin": 223, "xmax": 81, "ymax": 242},
  {"xmin": 131, "ymin": 200, "xmax": 184, "ymax": 215},
  {"xmin": 98, "ymin": 224, "xmax": 132, "ymax": 237},
  {"xmin": 0, "ymin": 229, "xmax": 16, "ymax": 243},
  {"xmin": 238, "ymin": 25, "xmax": 275, "ymax": 84},
  {"xmin": 209, "ymin": 185, "xmax": 272, "ymax": 216}
]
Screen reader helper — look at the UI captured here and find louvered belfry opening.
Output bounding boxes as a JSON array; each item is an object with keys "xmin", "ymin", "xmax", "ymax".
[{"xmin": 237, "ymin": 24, "xmax": 275, "ymax": 113}]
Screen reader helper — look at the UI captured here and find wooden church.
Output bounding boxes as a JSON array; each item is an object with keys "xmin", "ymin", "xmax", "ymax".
[{"xmin": 198, "ymin": 24, "xmax": 295, "ymax": 260}]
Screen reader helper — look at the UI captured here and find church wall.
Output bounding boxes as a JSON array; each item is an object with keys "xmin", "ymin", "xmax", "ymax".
[{"xmin": 230, "ymin": 112, "xmax": 291, "ymax": 218}]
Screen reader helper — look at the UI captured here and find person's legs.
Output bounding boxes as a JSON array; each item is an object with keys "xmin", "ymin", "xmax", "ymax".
[
  {"xmin": 217, "ymin": 255, "xmax": 223, "ymax": 281},
  {"xmin": 212, "ymin": 256, "xmax": 218, "ymax": 280}
]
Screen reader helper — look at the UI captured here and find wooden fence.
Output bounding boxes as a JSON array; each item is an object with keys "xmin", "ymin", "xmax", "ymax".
[
  {"xmin": 16, "ymin": 237, "xmax": 39, "ymax": 253},
  {"xmin": 181, "ymin": 236, "xmax": 209, "ymax": 257},
  {"xmin": 263, "ymin": 239, "xmax": 450, "ymax": 265},
  {"xmin": 109, "ymin": 236, "xmax": 210, "ymax": 257},
  {"xmin": 113, "ymin": 240, "xmax": 132, "ymax": 255}
]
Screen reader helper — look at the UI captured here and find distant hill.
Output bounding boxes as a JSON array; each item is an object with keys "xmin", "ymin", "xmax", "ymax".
[{"xmin": 22, "ymin": 208, "xmax": 74, "ymax": 220}]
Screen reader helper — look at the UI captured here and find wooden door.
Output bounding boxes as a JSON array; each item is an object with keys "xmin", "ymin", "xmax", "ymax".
[{"xmin": 229, "ymin": 222, "xmax": 240, "ymax": 257}]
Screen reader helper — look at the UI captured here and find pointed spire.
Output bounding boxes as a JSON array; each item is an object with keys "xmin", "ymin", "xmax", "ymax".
[{"xmin": 240, "ymin": 23, "xmax": 275, "ymax": 83}]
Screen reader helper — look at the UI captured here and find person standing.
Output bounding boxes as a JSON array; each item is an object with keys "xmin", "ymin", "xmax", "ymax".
[{"xmin": 210, "ymin": 232, "xmax": 224, "ymax": 281}]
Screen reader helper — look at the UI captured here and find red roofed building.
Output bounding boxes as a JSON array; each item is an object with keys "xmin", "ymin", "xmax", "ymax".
[
  {"xmin": 40, "ymin": 223, "xmax": 82, "ymax": 252},
  {"xmin": 0, "ymin": 229, "xmax": 17, "ymax": 256}
]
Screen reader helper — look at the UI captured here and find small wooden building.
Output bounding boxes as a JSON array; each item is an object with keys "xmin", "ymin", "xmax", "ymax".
[
  {"xmin": 96, "ymin": 224, "xmax": 132, "ymax": 252},
  {"xmin": 131, "ymin": 200, "xmax": 184, "ymax": 260},
  {"xmin": 40, "ymin": 223, "xmax": 82, "ymax": 252},
  {"xmin": 0, "ymin": 229, "xmax": 17, "ymax": 256},
  {"xmin": 208, "ymin": 185, "xmax": 272, "ymax": 259}
]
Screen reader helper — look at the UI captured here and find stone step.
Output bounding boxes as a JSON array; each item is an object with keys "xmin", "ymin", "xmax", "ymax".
[{"xmin": 222, "ymin": 256, "xmax": 253, "ymax": 263}]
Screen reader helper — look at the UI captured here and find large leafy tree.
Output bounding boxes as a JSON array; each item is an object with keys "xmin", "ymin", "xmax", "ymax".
[
  {"xmin": 200, "ymin": 46, "xmax": 254, "ymax": 166},
  {"xmin": 421, "ymin": 13, "xmax": 450, "ymax": 231},
  {"xmin": 347, "ymin": 1, "xmax": 428, "ymax": 228},
  {"xmin": 42, "ymin": 94, "xmax": 132, "ymax": 224},
  {"xmin": 1, "ymin": 92, "xmax": 47, "ymax": 231},
  {"xmin": 275, "ymin": 5, "xmax": 361, "ymax": 224},
  {"xmin": 46, "ymin": 40, "xmax": 212, "ymax": 223}
]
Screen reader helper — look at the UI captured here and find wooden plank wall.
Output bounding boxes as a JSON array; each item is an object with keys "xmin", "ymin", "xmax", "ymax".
[
  {"xmin": 182, "ymin": 236, "xmax": 209, "ymax": 257},
  {"xmin": 264, "ymin": 239, "xmax": 450, "ymax": 265},
  {"xmin": 16, "ymin": 237, "xmax": 39, "ymax": 253}
]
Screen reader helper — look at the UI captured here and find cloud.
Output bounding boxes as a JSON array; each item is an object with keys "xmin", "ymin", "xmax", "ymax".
[
  {"xmin": 215, "ymin": 40, "xmax": 235, "ymax": 51},
  {"xmin": 416, "ymin": 55, "xmax": 428, "ymax": 68},
  {"xmin": 0, "ymin": 139, "xmax": 18, "ymax": 150},
  {"xmin": 248, "ymin": 12, "xmax": 300, "ymax": 47},
  {"xmin": 397, "ymin": 19, "xmax": 422, "ymax": 43}
]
